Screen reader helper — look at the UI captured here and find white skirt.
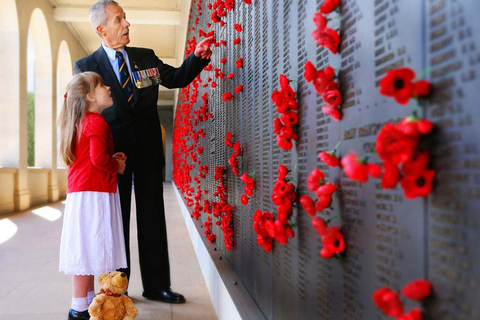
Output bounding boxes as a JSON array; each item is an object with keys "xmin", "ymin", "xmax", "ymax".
[{"xmin": 59, "ymin": 188, "xmax": 127, "ymax": 275}]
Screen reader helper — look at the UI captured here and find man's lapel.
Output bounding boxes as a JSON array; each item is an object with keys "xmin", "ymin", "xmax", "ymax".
[
  {"xmin": 125, "ymin": 46, "xmax": 139, "ymax": 106},
  {"xmin": 93, "ymin": 46, "xmax": 134, "ymax": 109}
]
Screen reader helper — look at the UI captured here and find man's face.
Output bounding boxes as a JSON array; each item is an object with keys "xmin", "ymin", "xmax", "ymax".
[{"xmin": 99, "ymin": 4, "xmax": 131, "ymax": 49}]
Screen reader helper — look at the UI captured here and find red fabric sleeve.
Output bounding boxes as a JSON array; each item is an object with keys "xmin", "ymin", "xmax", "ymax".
[{"xmin": 84, "ymin": 117, "xmax": 119, "ymax": 175}]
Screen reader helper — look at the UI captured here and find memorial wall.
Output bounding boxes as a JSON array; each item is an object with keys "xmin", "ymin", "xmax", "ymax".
[{"xmin": 172, "ymin": 0, "xmax": 480, "ymax": 319}]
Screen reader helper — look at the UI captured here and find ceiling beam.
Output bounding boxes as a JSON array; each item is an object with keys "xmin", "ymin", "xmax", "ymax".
[{"xmin": 53, "ymin": 6, "xmax": 181, "ymax": 25}]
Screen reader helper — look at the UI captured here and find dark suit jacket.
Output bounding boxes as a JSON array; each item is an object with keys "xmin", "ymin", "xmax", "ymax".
[{"xmin": 74, "ymin": 46, "xmax": 208, "ymax": 169}]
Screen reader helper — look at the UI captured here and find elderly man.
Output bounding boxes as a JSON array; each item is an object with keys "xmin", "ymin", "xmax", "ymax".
[{"xmin": 74, "ymin": 0, "xmax": 212, "ymax": 312}]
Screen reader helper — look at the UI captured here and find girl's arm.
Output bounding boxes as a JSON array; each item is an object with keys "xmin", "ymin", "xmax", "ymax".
[{"xmin": 86, "ymin": 120, "xmax": 119, "ymax": 175}]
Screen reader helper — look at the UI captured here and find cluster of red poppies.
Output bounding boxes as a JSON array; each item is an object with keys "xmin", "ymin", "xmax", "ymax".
[
  {"xmin": 193, "ymin": 92, "xmax": 213, "ymax": 126},
  {"xmin": 304, "ymin": 62, "xmax": 342, "ymax": 121},
  {"xmin": 311, "ymin": 0, "xmax": 340, "ymax": 54},
  {"xmin": 210, "ymin": 166, "xmax": 234, "ymax": 250},
  {"xmin": 373, "ymin": 279, "xmax": 432, "ymax": 319},
  {"xmin": 299, "ymin": 162, "xmax": 345, "ymax": 259},
  {"xmin": 240, "ymin": 172, "xmax": 255, "ymax": 205},
  {"xmin": 376, "ymin": 67, "xmax": 435, "ymax": 198},
  {"xmin": 225, "ymin": 132, "xmax": 242, "ymax": 175},
  {"xmin": 203, "ymin": 216, "xmax": 216, "ymax": 244},
  {"xmin": 253, "ymin": 210, "xmax": 274, "ymax": 252},
  {"xmin": 271, "ymin": 75, "xmax": 299, "ymax": 150},
  {"xmin": 209, "ymin": 0, "xmax": 234, "ymax": 25},
  {"xmin": 376, "ymin": 117, "xmax": 435, "ymax": 199},
  {"xmin": 268, "ymin": 165, "xmax": 296, "ymax": 245}
]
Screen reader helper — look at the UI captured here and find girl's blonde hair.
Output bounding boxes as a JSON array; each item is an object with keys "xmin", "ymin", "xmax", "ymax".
[{"xmin": 57, "ymin": 72, "xmax": 104, "ymax": 166}]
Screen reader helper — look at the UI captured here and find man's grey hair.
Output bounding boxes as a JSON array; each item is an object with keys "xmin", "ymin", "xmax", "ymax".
[{"xmin": 89, "ymin": 0, "xmax": 120, "ymax": 35}]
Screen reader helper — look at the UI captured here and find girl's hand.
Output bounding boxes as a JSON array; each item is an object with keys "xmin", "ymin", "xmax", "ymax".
[
  {"xmin": 113, "ymin": 152, "xmax": 127, "ymax": 161},
  {"xmin": 117, "ymin": 159, "xmax": 126, "ymax": 174}
]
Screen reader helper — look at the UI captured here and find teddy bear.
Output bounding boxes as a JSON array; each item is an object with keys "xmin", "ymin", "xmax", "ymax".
[{"xmin": 89, "ymin": 271, "xmax": 138, "ymax": 320}]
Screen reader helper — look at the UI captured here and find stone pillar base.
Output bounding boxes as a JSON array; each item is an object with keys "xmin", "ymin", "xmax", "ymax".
[{"xmin": 14, "ymin": 188, "xmax": 30, "ymax": 212}]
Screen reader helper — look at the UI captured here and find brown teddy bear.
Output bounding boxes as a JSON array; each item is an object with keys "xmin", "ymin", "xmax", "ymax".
[{"xmin": 89, "ymin": 271, "xmax": 138, "ymax": 320}]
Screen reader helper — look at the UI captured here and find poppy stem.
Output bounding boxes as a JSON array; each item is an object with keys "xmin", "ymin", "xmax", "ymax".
[
  {"xmin": 324, "ymin": 214, "xmax": 340, "ymax": 223},
  {"xmin": 333, "ymin": 141, "xmax": 342, "ymax": 154},
  {"xmin": 292, "ymin": 163, "xmax": 298, "ymax": 173},
  {"xmin": 418, "ymin": 67, "xmax": 432, "ymax": 79}
]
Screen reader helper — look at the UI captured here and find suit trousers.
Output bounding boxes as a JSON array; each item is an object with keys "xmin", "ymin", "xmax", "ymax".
[{"xmin": 117, "ymin": 160, "xmax": 171, "ymax": 291}]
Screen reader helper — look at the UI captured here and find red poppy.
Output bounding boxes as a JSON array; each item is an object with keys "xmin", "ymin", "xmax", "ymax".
[
  {"xmin": 304, "ymin": 61, "xmax": 317, "ymax": 82},
  {"xmin": 312, "ymin": 218, "xmax": 328, "ymax": 236},
  {"xmin": 401, "ymin": 168, "xmax": 435, "ymax": 199},
  {"xmin": 211, "ymin": 81, "xmax": 217, "ymax": 88},
  {"xmin": 280, "ymin": 111, "xmax": 299, "ymax": 126},
  {"xmin": 401, "ymin": 279, "xmax": 432, "ymax": 301},
  {"xmin": 233, "ymin": 142, "xmax": 241, "ymax": 156},
  {"xmin": 241, "ymin": 194, "xmax": 249, "ymax": 206},
  {"xmin": 379, "ymin": 68, "xmax": 416, "ymax": 104},
  {"xmin": 368, "ymin": 163, "xmax": 382, "ymax": 178},
  {"xmin": 235, "ymin": 85, "xmax": 244, "ymax": 94},
  {"xmin": 233, "ymin": 37, "xmax": 241, "ymax": 45},
  {"xmin": 373, "ymin": 288, "xmax": 404, "ymax": 317},
  {"xmin": 312, "ymin": 28, "xmax": 340, "ymax": 54},
  {"xmin": 300, "ymin": 195, "xmax": 316, "ymax": 216},
  {"xmin": 322, "ymin": 86, "xmax": 342, "ymax": 107},
  {"xmin": 376, "ymin": 123, "xmax": 419, "ymax": 165},
  {"xmin": 236, "ymin": 58, "xmax": 244, "ymax": 68},
  {"xmin": 321, "ymin": 226, "xmax": 345, "ymax": 258},
  {"xmin": 222, "ymin": 92, "xmax": 233, "ymax": 102},
  {"xmin": 220, "ymin": 58, "xmax": 227, "ymax": 63},
  {"xmin": 313, "ymin": 67, "xmax": 336, "ymax": 94},
  {"xmin": 234, "ymin": 23, "xmax": 242, "ymax": 32},
  {"xmin": 318, "ymin": 151, "xmax": 339, "ymax": 167},
  {"xmin": 414, "ymin": 80, "xmax": 430, "ymax": 97},
  {"xmin": 322, "ymin": 105, "xmax": 341, "ymax": 121},
  {"xmin": 313, "ymin": 12, "xmax": 327, "ymax": 29},
  {"xmin": 307, "ymin": 168, "xmax": 325, "ymax": 191},
  {"xmin": 315, "ymin": 195, "xmax": 332, "ymax": 211},
  {"xmin": 398, "ymin": 116, "xmax": 434, "ymax": 136},
  {"xmin": 340, "ymin": 153, "xmax": 369, "ymax": 183},
  {"xmin": 279, "ymin": 126, "xmax": 295, "ymax": 140},
  {"xmin": 278, "ymin": 165, "xmax": 289, "ymax": 180},
  {"xmin": 225, "ymin": 0, "xmax": 234, "ymax": 10},
  {"xmin": 396, "ymin": 308, "xmax": 422, "ymax": 320},
  {"xmin": 381, "ymin": 161, "xmax": 400, "ymax": 189},
  {"xmin": 243, "ymin": 0, "xmax": 252, "ymax": 4},
  {"xmin": 227, "ymin": 73, "xmax": 235, "ymax": 79},
  {"xmin": 273, "ymin": 117, "xmax": 283, "ymax": 134},
  {"xmin": 276, "ymin": 136, "xmax": 293, "ymax": 150},
  {"xmin": 401, "ymin": 152, "xmax": 429, "ymax": 175},
  {"xmin": 315, "ymin": 182, "xmax": 338, "ymax": 197},
  {"xmin": 320, "ymin": 0, "xmax": 340, "ymax": 13},
  {"xmin": 225, "ymin": 132, "xmax": 233, "ymax": 147}
]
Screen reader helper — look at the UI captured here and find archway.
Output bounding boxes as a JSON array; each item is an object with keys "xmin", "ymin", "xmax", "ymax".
[
  {"xmin": 0, "ymin": 0, "xmax": 20, "ymax": 167},
  {"xmin": 56, "ymin": 41, "xmax": 73, "ymax": 168},
  {"xmin": 28, "ymin": 8, "xmax": 53, "ymax": 169}
]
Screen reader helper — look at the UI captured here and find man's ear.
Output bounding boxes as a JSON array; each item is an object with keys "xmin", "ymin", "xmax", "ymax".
[{"xmin": 96, "ymin": 25, "xmax": 105, "ymax": 37}]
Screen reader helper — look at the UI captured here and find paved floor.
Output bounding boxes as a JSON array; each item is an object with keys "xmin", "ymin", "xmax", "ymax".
[{"xmin": 0, "ymin": 183, "xmax": 218, "ymax": 320}]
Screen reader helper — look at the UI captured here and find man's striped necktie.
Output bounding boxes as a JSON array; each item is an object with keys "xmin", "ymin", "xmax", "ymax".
[{"xmin": 115, "ymin": 51, "xmax": 134, "ymax": 103}]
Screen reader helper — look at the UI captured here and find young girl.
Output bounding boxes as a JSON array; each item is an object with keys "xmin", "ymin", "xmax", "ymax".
[{"xmin": 58, "ymin": 72, "xmax": 127, "ymax": 320}]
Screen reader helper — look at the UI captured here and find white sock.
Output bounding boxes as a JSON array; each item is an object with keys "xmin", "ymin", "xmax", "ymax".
[
  {"xmin": 87, "ymin": 291, "xmax": 96, "ymax": 305},
  {"xmin": 71, "ymin": 297, "xmax": 88, "ymax": 312}
]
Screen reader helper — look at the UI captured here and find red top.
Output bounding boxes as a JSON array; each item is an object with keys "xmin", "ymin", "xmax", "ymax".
[{"xmin": 67, "ymin": 112, "xmax": 119, "ymax": 193}]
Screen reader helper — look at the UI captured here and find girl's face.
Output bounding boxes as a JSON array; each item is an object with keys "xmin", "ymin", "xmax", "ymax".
[{"xmin": 89, "ymin": 83, "xmax": 113, "ymax": 113}]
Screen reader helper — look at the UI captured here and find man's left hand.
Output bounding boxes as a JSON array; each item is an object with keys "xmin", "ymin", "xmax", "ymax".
[{"xmin": 194, "ymin": 36, "xmax": 214, "ymax": 60}]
